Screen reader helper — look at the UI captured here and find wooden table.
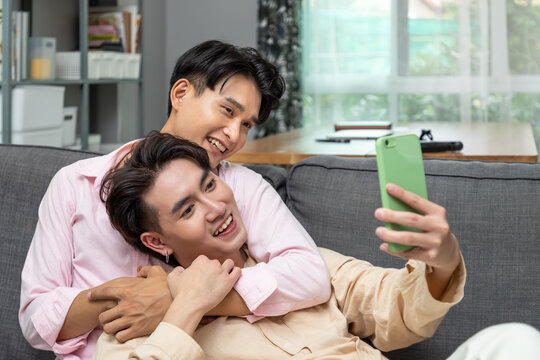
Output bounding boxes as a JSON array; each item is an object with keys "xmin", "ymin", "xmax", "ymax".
[{"xmin": 228, "ymin": 122, "xmax": 538, "ymax": 164}]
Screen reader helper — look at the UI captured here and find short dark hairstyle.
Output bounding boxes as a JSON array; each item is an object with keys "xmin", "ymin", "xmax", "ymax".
[
  {"xmin": 100, "ymin": 131, "xmax": 211, "ymax": 265},
  {"xmin": 167, "ymin": 40, "xmax": 285, "ymax": 124}
]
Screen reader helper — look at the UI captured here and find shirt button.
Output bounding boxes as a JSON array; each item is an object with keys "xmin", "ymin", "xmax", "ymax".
[{"xmin": 284, "ymin": 342, "xmax": 291, "ymax": 349}]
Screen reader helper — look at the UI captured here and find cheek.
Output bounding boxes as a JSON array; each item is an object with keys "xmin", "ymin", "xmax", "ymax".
[{"xmin": 236, "ymin": 132, "xmax": 248, "ymax": 148}]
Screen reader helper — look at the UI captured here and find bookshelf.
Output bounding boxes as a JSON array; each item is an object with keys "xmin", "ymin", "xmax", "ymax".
[{"xmin": 0, "ymin": 0, "xmax": 143, "ymax": 150}]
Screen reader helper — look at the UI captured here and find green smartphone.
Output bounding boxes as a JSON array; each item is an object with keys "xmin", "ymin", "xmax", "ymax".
[{"xmin": 375, "ymin": 134, "xmax": 428, "ymax": 252}]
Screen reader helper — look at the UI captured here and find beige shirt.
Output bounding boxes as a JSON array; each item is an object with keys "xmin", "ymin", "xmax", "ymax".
[{"xmin": 94, "ymin": 248, "xmax": 466, "ymax": 360}]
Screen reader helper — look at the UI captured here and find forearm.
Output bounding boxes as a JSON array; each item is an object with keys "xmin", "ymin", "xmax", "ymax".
[
  {"xmin": 224, "ymin": 163, "xmax": 331, "ymax": 315},
  {"xmin": 163, "ymin": 299, "xmax": 207, "ymax": 337},
  {"xmin": 57, "ymin": 289, "xmax": 115, "ymax": 341},
  {"xmin": 205, "ymin": 288, "xmax": 250, "ymax": 316}
]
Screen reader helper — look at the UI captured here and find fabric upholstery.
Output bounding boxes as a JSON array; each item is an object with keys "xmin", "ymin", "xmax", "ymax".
[{"xmin": 0, "ymin": 145, "xmax": 99, "ymax": 360}]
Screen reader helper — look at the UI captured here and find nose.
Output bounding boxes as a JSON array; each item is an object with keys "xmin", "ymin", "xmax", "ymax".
[
  {"xmin": 223, "ymin": 121, "xmax": 241, "ymax": 144},
  {"xmin": 205, "ymin": 198, "xmax": 226, "ymax": 223}
]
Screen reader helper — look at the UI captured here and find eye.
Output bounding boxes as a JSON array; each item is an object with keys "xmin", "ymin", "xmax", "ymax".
[
  {"xmin": 242, "ymin": 121, "xmax": 252, "ymax": 129},
  {"xmin": 205, "ymin": 179, "xmax": 216, "ymax": 192},
  {"xmin": 181, "ymin": 204, "xmax": 194, "ymax": 218},
  {"xmin": 223, "ymin": 106, "xmax": 233, "ymax": 116}
]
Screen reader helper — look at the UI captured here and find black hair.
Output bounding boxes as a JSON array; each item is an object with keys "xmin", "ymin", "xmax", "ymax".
[
  {"xmin": 100, "ymin": 131, "xmax": 211, "ymax": 265},
  {"xmin": 167, "ymin": 40, "xmax": 285, "ymax": 124}
]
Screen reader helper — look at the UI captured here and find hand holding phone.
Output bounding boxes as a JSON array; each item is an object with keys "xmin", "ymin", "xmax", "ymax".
[{"xmin": 375, "ymin": 134, "xmax": 428, "ymax": 252}]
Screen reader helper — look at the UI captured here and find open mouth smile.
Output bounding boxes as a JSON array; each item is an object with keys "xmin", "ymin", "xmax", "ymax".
[
  {"xmin": 214, "ymin": 214, "xmax": 233, "ymax": 236},
  {"xmin": 208, "ymin": 137, "xmax": 227, "ymax": 153}
]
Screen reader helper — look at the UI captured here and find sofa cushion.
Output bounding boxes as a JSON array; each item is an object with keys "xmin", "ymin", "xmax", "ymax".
[
  {"xmin": 287, "ymin": 155, "xmax": 540, "ymax": 359},
  {"xmin": 0, "ymin": 144, "xmax": 99, "ymax": 360}
]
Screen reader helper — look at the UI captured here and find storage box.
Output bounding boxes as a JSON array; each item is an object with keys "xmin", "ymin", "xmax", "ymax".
[
  {"xmin": 62, "ymin": 107, "xmax": 78, "ymax": 146},
  {"xmin": 111, "ymin": 53, "xmax": 124, "ymax": 78},
  {"xmin": 30, "ymin": 37, "xmax": 57, "ymax": 80},
  {"xmin": 56, "ymin": 52, "xmax": 81, "ymax": 80},
  {"xmin": 88, "ymin": 51, "xmax": 101, "ymax": 79},
  {"xmin": 0, "ymin": 128, "xmax": 63, "ymax": 147},
  {"xmin": 88, "ymin": 133, "xmax": 102, "ymax": 152},
  {"xmin": 100, "ymin": 52, "xmax": 115, "ymax": 78},
  {"xmin": 0, "ymin": 85, "xmax": 65, "ymax": 133},
  {"xmin": 124, "ymin": 53, "xmax": 141, "ymax": 79}
]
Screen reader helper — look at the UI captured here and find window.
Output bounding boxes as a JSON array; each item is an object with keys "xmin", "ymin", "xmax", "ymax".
[{"xmin": 301, "ymin": 0, "xmax": 540, "ymax": 149}]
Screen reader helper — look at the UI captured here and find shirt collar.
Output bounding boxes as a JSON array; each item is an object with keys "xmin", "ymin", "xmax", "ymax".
[{"xmin": 77, "ymin": 139, "xmax": 141, "ymax": 191}]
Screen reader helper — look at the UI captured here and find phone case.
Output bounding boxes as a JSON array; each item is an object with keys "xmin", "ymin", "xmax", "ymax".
[{"xmin": 375, "ymin": 134, "xmax": 428, "ymax": 252}]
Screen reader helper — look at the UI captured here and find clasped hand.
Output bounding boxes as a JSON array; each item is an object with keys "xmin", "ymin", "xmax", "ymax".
[
  {"xmin": 162, "ymin": 255, "xmax": 241, "ymax": 335},
  {"xmin": 88, "ymin": 265, "xmax": 172, "ymax": 343},
  {"xmin": 87, "ymin": 256, "xmax": 241, "ymax": 342}
]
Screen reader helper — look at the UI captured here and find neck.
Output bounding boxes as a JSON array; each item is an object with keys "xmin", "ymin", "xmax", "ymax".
[
  {"xmin": 178, "ymin": 249, "xmax": 246, "ymax": 269},
  {"xmin": 212, "ymin": 249, "xmax": 246, "ymax": 268}
]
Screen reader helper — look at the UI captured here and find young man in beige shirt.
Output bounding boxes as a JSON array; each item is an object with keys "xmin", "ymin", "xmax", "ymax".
[{"xmin": 94, "ymin": 132, "xmax": 472, "ymax": 359}]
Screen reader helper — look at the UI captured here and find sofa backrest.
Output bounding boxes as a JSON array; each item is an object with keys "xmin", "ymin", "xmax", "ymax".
[
  {"xmin": 0, "ymin": 144, "xmax": 99, "ymax": 359},
  {"xmin": 286, "ymin": 155, "xmax": 540, "ymax": 359},
  {"xmin": 3, "ymin": 143, "xmax": 539, "ymax": 359}
]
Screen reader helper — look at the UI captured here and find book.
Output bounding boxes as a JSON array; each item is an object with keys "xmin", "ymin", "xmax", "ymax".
[
  {"xmin": 334, "ymin": 121, "xmax": 392, "ymax": 131},
  {"xmin": 10, "ymin": 11, "xmax": 30, "ymax": 81},
  {"xmin": 21, "ymin": 11, "xmax": 29, "ymax": 80}
]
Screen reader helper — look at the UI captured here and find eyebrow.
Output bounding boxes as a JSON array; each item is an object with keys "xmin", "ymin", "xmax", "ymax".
[
  {"xmin": 170, "ymin": 168, "xmax": 211, "ymax": 215},
  {"xmin": 225, "ymin": 96, "xmax": 259, "ymax": 124}
]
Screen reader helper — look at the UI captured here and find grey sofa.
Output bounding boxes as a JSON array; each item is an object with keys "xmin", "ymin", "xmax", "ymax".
[{"xmin": 1, "ymin": 144, "xmax": 539, "ymax": 359}]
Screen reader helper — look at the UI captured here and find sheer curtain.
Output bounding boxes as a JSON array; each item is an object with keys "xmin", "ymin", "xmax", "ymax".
[{"xmin": 301, "ymin": 0, "xmax": 540, "ymax": 154}]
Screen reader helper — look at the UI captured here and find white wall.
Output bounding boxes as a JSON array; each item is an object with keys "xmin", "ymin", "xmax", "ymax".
[{"xmin": 142, "ymin": 0, "xmax": 258, "ymax": 133}]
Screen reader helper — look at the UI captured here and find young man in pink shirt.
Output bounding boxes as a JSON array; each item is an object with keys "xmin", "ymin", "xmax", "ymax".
[{"xmin": 19, "ymin": 41, "xmax": 331, "ymax": 359}]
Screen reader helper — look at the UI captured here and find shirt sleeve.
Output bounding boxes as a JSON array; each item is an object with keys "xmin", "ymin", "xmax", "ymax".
[
  {"xmin": 320, "ymin": 247, "xmax": 466, "ymax": 352},
  {"xmin": 18, "ymin": 167, "xmax": 88, "ymax": 354},
  {"xmin": 93, "ymin": 323, "xmax": 206, "ymax": 360},
  {"xmin": 221, "ymin": 163, "xmax": 331, "ymax": 321}
]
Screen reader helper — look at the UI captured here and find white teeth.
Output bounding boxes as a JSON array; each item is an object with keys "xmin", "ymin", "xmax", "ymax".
[
  {"xmin": 214, "ymin": 215, "xmax": 233, "ymax": 236},
  {"xmin": 208, "ymin": 138, "xmax": 226, "ymax": 153}
]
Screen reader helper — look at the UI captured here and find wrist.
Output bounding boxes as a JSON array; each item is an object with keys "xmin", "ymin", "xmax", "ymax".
[{"xmin": 163, "ymin": 299, "xmax": 207, "ymax": 336}]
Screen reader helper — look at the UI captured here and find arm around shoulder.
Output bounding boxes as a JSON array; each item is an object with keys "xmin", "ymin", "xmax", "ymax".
[{"xmin": 220, "ymin": 163, "xmax": 331, "ymax": 317}]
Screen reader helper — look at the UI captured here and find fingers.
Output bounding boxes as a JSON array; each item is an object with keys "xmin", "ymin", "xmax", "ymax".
[
  {"xmin": 101, "ymin": 313, "xmax": 130, "ymax": 336},
  {"xmin": 385, "ymin": 183, "xmax": 445, "ymax": 216},
  {"xmin": 87, "ymin": 281, "xmax": 125, "ymax": 301},
  {"xmin": 88, "ymin": 277, "xmax": 145, "ymax": 301},
  {"xmin": 111, "ymin": 324, "xmax": 143, "ymax": 344},
  {"xmin": 137, "ymin": 265, "xmax": 167, "ymax": 278},
  {"xmin": 379, "ymin": 242, "xmax": 441, "ymax": 266},
  {"xmin": 229, "ymin": 266, "xmax": 242, "ymax": 282},
  {"xmin": 221, "ymin": 258, "xmax": 235, "ymax": 274},
  {"xmin": 98, "ymin": 305, "xmax": 123, "ymax": 328}
]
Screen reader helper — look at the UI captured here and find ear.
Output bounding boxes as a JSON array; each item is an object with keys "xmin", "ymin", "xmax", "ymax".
[
  {"xmin": 140, "ymin": 232, "xmax": 173, "ymax": 258},
  {"xmin": 170, "ymin": 78, "xmax": 190, "ymax": 111}
]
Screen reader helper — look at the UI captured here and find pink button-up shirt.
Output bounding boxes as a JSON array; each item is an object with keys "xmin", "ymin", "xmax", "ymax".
[{"xmin": 19, "ymin": 142, "xmax": 330, "ymax": 359}]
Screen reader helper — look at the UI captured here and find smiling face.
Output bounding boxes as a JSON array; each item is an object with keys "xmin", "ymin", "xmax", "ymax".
[
  {"xmin": 162, "ymin": 74, "xmax": 262, "ymax": 170},
  {"xmin": 141, "ymin": 158, "xmax": 247, "ymax": 267}
]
